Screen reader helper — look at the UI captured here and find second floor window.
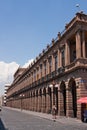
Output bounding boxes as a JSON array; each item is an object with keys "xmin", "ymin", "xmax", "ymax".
[
  {"xmin": 44, "ymin": 62, "xmax": 46, "ymax": 76},
  {"xmin": 37, "ymin": 68, "xmax": 39, "ymax": 80},
  {"xmin": 34, "ymin": 70, "xmax": 36, "ymax": 81},
  {"xmin": 49, "ymin": 58, "xmax": 52, "ymax": 73},
  {"xmin": 32, "ymin": 72, "xmax": 33, "ymax": 83},
  {"xmin": 62, "ymin": 50, "xmax": 65, "ymax": 66},
  {"xmin": 55, "ymin": 56, "xmax": 58, "ymax": 71},
  {"xmin": 40, "ymin": 64, "xmax": 42, "ymax": 77},
  {"xmin": 72, "ymin": 50, "xmax": 76, "ymax": 61}
]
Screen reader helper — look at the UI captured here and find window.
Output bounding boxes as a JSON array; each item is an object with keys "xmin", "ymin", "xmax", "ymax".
[
  {"xmin": 73, "ymin": 50, "xmax": 76, "ymax": 61},
  {"xmin": 44, "ymin": 61, "xmax": 46, "ymax": 76},
  {"xmin": 55, "ymin": 56, "xmax": 58, "ymax": 71},
  {"xmin": 34, "ymin": 70, "xmax": 36, "ymax": 81},
  {"xmin": 32, "ymin": 72, "xmax": 33, "ymax": 83},
  {"xmin": 49, "ymin": 58, "xmax": 52, "ymax": 73},
  {"xmin": 62, "ymin": 50, "xmax": 65, "ymax": 66},
  {"xmin": 37, "ymin": 68, "xmax": 39, "ymax": 80},
  {"xmin": 40, "ymin": 64, "xmax": 42, "ymax": 77}
]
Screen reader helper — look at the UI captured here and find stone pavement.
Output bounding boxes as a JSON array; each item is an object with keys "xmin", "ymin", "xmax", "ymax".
[{"xmin": 5, "ymin": 107, "xmax": 85, "ymax": 125}]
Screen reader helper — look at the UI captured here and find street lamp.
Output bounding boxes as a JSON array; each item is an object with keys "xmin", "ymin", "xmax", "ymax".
[
  {"xmin": 20, "ymin": 94, "xmax": 25, "ymax": 111},
  {"xmin": 49, "ymin": 82, "xmax": 59, "ymax": 120},
  {"xmin": 49, "ymin": 82, "xmax": 59, "ymax": 108}
]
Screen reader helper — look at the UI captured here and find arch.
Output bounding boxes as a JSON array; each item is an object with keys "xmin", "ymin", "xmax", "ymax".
[
  {"xmin": 48, "ymin": 87, "xmax": 51, "ymax": 94},
  {"xmin": 32, "ymin": 91, "xmax": 35, "ymax": 97},
  {"xmin": 36, "ymin": 89, "xmax": 38, "ymax": 97},
  {"xmin": 68, "ymin": 78, "xmax": 76, "ymax": 89},
  {"xmin": 30, "ymin": 91, "xmax": 32, "ymax": 97},
  {"xmin": 68, "ymin": 78, "xmax": 77, "ymax": 117},
  {"xmin": 39, "ymin": 89, "xmax": 42, "ymax": 96},
  {"xmin": 60, "ymin": 81, "xmax": 66, "ymax": 116},
  {"xmin": 43, "ymin": 87, "xmax": 46, "ymax": 95}
]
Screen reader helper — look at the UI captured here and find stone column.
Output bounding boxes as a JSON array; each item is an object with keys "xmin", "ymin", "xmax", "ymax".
[
  {"xmin": 82, "ymin": 31, "xmax": 86, "ymax": 58},
  {"xmin": 28, "ymin": 97, "xmax": 30, "ymax": 110},
  {"xmin": 58, "ymin": 87, "xmax": 65, "ymax": 116},
  {"xmin": 31, "ymin": 95, "xmax": 34, "ymax": 111},
  {"xmin": 66, "ymin": 83, "xmax": 73, "ymax": 117},
  {"xmin": 46, "ymin": 88, "xmax": 51, "ymax": 113},
  {"xmin": 76, "ymin": 30, "xmax": 81, "ymax": 59},
  {"xmin": 65, "ymin": 40, "xmax": 70, "ymax": 66},
  {"xmin": 34, "ymin": 93, "xmax": 36, "ymax": 111},
  {"xmin": 30, "ymin": 95, "xmax": 32, "ymax": 111},
  {"xmin": 38, "ymin": 90, "xmax": 42, "ymax": 112},
  {"xmin": 41, "ymin": 89, "xmax": 45, "ymax": 113},
  {"xmin": 35, "ymin": 94, "xmax": 38, "ymax": 112},
  {"xmin": 51, "ymin": 87, "xmax": 55, "ymax": 108}
]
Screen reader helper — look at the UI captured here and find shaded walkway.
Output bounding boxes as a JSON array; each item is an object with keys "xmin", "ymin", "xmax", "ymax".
[{"xmin": 0, "ymin": 118, "xmax": 7, "ymax": 130}]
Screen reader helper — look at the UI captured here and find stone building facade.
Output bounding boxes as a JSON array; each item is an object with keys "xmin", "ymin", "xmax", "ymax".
[{"xmin": 6, "ymin": 12, "xmax": 87, "ymax": 120}]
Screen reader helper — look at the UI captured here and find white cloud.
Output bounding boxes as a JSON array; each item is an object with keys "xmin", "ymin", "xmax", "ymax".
[
  {"xmin": 0, "ymin": 61, "xmax": 19, "ymax": 96},
  {"xmin": 23, "ymin": 59, "xmax": 34, "ymax": 68},
  {"xmin": 0, "ymin": 59, "xmax": 34, "ymax": 96}
]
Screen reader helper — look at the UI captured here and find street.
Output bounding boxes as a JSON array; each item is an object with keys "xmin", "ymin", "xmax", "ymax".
[{"xmin": 0, "ymin": 107, "xmax": 87, "ymax": 130}]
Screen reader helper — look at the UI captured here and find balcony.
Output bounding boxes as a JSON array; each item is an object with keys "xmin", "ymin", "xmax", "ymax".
[
  {"xmin": 58, "ymin": 67, "xmax": 65, "ymax": 74},
  {"xmin": 65, "ymin": 58, "xmax": 87, "ymax": 71},
  {"xmin": 10, "ymin": 67, "xmax": 66, "ymax": 97}
]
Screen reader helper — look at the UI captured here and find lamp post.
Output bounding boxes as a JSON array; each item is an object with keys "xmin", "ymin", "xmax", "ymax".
[
  {"xmin": 49, "ymin": 83, "xmax": 59, "ymax": 107},
  {"xmin": 49, "ymin": 82, "xmax": 58, "ymax": 116},
  {"xmin": 20, "ymin": 94, "xmax": 25, "ymax": 111}
]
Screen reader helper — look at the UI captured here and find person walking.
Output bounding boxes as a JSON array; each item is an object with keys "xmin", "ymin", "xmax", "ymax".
[{"xmin": 52, "ymin": 106, "xmax": 57, "ymax": 121}]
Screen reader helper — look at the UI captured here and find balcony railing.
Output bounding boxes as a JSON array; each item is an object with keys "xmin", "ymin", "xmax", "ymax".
[
  {"xmin": 66, "ymin": 58, "xmax": 87, "ymax": 70},
  {"xmin": 8, "ymin": 67, "xmax": 66, "ymax": 97}
]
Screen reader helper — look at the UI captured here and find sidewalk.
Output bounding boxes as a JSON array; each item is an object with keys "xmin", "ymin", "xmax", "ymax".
[{"xmin": 5, "ymin": 107, "xmax": 83, "ymax": 125}]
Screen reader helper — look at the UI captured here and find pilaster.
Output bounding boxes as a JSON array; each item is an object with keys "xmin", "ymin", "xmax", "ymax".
[
  {"xmin": 76, "ymin": 30, "xmax": 81, "ymax": 59},
  {"xmin": 65, "ymin": 40, "xmax": 70, "ymax": 66},
  {"xmin": 82, "ymin": 31, "xmax": 86, "ymax": 58},
  {"xmin": 66, "ymin": 83, "xmax": 73, "ymax": 117},
  {"xmin": 46, "ymin": 88, "xmax": 51, "ymax": 113}
]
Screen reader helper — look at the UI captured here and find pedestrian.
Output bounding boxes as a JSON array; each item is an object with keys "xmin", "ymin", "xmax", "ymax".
[{"xmin": 52, "ymin": 106, "xmax": 57, "ymax": 121}]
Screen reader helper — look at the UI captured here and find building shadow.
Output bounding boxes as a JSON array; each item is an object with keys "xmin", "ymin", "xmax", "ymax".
[{"xmin": 0, "ymin": 118, "xmax": 8, "ymax": 130}]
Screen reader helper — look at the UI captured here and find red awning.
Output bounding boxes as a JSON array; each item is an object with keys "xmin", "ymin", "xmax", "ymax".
[{"xmin": 77, "ymin": 97, "xmax": 87, "ymax": 103}]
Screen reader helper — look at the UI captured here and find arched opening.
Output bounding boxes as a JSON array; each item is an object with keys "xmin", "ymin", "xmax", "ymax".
[
  {"xmin": 60, "ymin": 81, "xmax": 66, "ymax": 116},
  {"xmin": 68, "ymin": 78, "xmax": 77, "ymax": 118}
]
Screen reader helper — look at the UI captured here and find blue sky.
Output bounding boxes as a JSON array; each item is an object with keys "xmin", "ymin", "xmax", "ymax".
[
  {"xmin": 0, "ymin": 0, "xmax": 87, "ymax": 95},
  {"xmin": 0, "ymin": 0, "xmax": 87, "ymax": 65}
]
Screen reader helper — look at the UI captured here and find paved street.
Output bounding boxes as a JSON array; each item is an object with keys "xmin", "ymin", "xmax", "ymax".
[{"xmin": 0, "ymin": 107, "xmax": 87, "ymax": 130}]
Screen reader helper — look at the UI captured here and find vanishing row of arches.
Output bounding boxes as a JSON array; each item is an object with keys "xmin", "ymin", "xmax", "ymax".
[{"xmin": 7, "ymin": 78, "xmax": 77, "ymax": 118}]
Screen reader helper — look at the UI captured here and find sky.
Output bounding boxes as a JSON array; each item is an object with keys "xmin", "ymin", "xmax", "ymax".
[{"xmin": 0, "ymin": 0, "xmax": 87, "ymax": 96}]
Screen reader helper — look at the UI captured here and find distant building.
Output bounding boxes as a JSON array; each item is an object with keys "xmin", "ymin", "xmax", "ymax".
[
  {"xmin": 0, "ymin": 95, "xmax": 4, "ymax": 106},
  {"xmin": 6, "ymin": 12, "xmax": 87, "ymax": 120},
  {"xmin": 4, "ymin": 84, "xmax": 11, "ymax": 106}
]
